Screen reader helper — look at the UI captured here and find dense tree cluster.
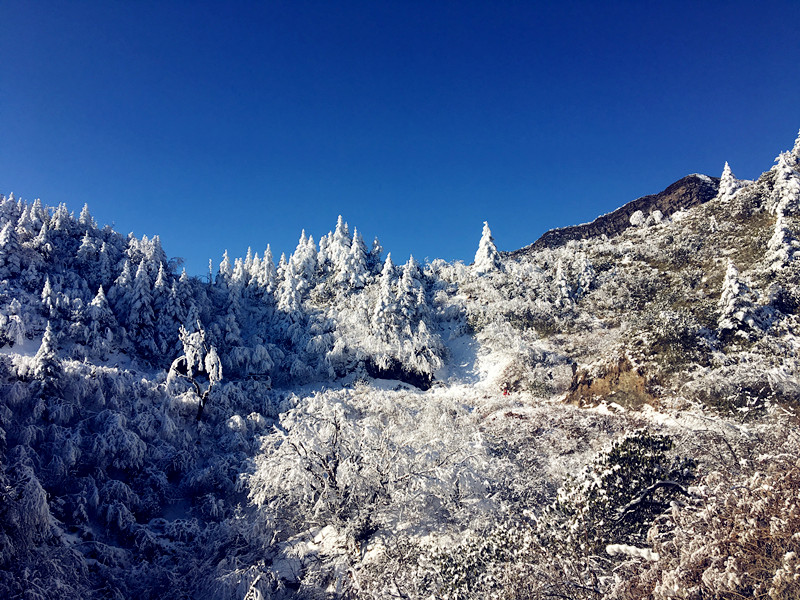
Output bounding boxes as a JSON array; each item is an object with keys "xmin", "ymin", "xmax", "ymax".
[{"xmin": 2, "ymin": 130, "xmax": 800, "ymax": 599}]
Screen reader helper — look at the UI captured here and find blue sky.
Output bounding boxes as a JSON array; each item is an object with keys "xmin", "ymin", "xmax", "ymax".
[{"xmin": 2, "ymin": 1, "xmax": 800, "ymax": 276}]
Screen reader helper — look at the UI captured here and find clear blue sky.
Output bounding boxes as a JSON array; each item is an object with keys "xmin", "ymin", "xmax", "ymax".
[{"xmin": 2, "ymin": 1, "xmax": 799, "ymax": 276}]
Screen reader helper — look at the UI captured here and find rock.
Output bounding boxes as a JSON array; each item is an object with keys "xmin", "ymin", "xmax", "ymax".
[
  {"xmin": 509, "ymin": 174, "xmax": 719, "ymax": 257},
  {"xmin": 565, "ymin": 355, "xmax": 655, "ymax": 408}
]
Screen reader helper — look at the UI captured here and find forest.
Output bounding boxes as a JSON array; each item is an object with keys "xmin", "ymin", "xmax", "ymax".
[{"xmin": 1, "ymin": 130, "xmax": 800, "ymax": 599}]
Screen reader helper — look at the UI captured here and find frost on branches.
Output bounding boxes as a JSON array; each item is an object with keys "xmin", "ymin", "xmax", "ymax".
[{"xmin": 473, "ymin": 221, "xmax": 502, "ymax": 274}]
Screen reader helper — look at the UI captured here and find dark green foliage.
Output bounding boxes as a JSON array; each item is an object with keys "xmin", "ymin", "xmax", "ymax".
[{"xmin": 543, "ymin": 431, "xmax": 696, "ymax": 555}]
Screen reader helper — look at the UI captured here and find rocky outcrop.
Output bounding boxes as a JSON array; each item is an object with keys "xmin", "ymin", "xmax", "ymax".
[
  {"xmin": 509, "ymin": 174, "xmax": 719, "ymax": 257},
  {"xmin": 565, "ymin": 355, "xmax": 655, "ymax": 408}
]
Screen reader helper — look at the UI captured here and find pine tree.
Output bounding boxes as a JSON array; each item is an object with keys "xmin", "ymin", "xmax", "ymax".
[
  {"xmin": 368, "ymin": 237, "xmax": 383, "ymax": 274},
  {"xmin": 474, "ymin": 221, "xmax": 502, "ymax": 274},
  {"xmin": 86, "ymin": 286, "xmax": 117, "ymax": 358},
  {"xmin": 766, "ymin": 211, "xmax": 798, "ymax": 271},
  {"xmin": 216, "ymin": 250, "xmax": 232, "ymax": 287},
  {"xmin": 76, "ymin": 231, "xmax": 98, "ymax": 265},
  {"xmin": 772, "ymin": 152, "xmax": 800, "ymax": 215},
  {"xmin": 41, "ymin": 277, "xmax": 58, "ymax": 319},
  {"xmin": 78, "ymin": 203, "xmax": 96, "ymax": 229},
  {"xmin": 344, "ymin": 227, "xmax": 369, "ymax": 288},
  {"xmin": 718, "ymin": 260, "xmax": 756, "ymax": 334},
  {"xmin": 0, "ymin": 221, "xmax": 22, "ymax": 276},
  {"xmin": 373, "ymin": 253, "xmax": 396, "ymax": 333},
  {"xmin": 553, "ymin": 258, "xmax": 572, "ymax": 307},
  {"xmin": 128, "ymin": 261, "xmax": 157, "ymax": 355},
  {"xmin": 31, "ymin": 321, "xmax": 60, "ymax": 380},
  {"xmin": 108, "ymin": 259, "xmax": 134, "ymax": 320},
  {"xmin": 716, "ymin": 162, "xmax": 744, "ymax": 202}
]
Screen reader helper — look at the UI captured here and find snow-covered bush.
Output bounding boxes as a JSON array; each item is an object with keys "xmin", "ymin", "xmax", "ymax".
[{"xmin": 617, "ymin": 430, "xmax": 800, "ymax": 599}]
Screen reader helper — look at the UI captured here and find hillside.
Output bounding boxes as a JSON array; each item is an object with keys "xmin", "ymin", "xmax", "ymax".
[{"xmin": 1, "ymin": 130, "xmax": 800, "ymax": 600}]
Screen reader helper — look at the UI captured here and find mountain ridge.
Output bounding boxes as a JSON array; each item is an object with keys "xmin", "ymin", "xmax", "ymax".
[{"xmin": 508, "ymin": 173, "xmax": 720, "ymax": 256}]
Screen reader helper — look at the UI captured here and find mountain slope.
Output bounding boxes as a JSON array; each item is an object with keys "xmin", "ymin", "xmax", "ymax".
[{"xmin": 1, "ymin": 129, "xmax": 800, "ymax": 600}]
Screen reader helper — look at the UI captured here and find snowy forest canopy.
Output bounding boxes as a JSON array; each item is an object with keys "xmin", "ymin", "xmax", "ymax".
[{"xmin": 1, "ymin": 130, "xmax": 800, "ymax": 599}]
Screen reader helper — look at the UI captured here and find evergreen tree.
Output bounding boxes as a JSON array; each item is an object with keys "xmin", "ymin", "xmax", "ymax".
[
  {"xmin": 15, "ymin": 204, "xmax": 36, "ymax": 241},
  {"xmin": 128, "ymin": 261, "xmax": 157, "ymax": 355},
  {"xmin": 216, "ymin": 250, "xmax": 232, "ymax": 287},
  {"xmin": 41, "ymin": 277, "xmax": 58, "ymax": 319},
  {"xmin": 343, "ymin": 227, "xmax": 368, "ymax": 289},
  {"xmin": 553, "ymin": 258, "xmax": 572, "ymax": 307},
  {"xmin": 368, "ymin": 236, "xmax": 383, "ymax": 274},
  {"xmin": 108, "ymin": 259, "xmax": 134, "ymax": 320},
  {"xmin": 372, "ymin": 253, "xmax": 396, "ymax": 334},
  {"xmin": 33, "ymin": 221, "xmax": 53, "ymax": 259},
  {"xmin": 97, "ymin": 242, "xmax": 113, "ymax": 288},
  {"xmin": 474, "ymin": 221, "xmax": 502, "ymax": 274},
  {"xmin": 31, "ymin": 321, "xmax": 60, "ymax": 380},
  {"xmin": 772, "ymin": 152, "xmax": 800, "ymax": 215},
  {"xmin": 85, "ymin": 286, "xmax": 117, "ymax": 358},
  {"xmin": 78, "ymin": 203, "xmax": 96, "ymax": 229},
  {"xmin": 716, "ymin": 162, "xmax": 744, "ymax": 202},
  {"xmin": 0, "ymin": 221, "xmax": 22, "ymax": 276},
  {"xmin": 718, "ymin": 260, "xmax": 756, "ymax": 334},
  {"xmin": 767, "ymin": 211, "xmax": 798, "ymax": 271}
]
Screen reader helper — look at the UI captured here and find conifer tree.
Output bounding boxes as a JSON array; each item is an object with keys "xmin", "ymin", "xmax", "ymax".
[
  {"xmin": 41, "ymin": 277, "xmax": 58, "ymax": 319},
  {"xmin": 474, "ymin": 221, "xmax": 502, "ymax": 274},
  {"xmin": 716, "ymin": 162, "xmax": 744, "ymax": 202},
  {"xmin": 372, "ymin": 253, "xmax": 396, "ymax": 333},
  {"xmin": 767, "ymin": 211, "xmax": 798, "ymax": 271},
  {"xmin": 216, "ymin": 250, "xmax": 233, "ymax": 287},
  {"xmin": 0, "ymin": 221, "xmax": 22, "ymax": 276},
  {"xmin": 78, "ymin": 203, "xmax": 95, "ymax": 229},
  {"xmin": 718, "ymin": 260, "xmax": 756, "ymax": 334},
  {"xmin": 31, "ymin": 321, "xmax": 60, "ymax": 380},
  {"xmin": 772, "ymin": 152, "xmax": 800, "ymax": 215},
  {"xmin": 108, "ymin": 259, "xmax": 134, "ymax": 320},
  {"xmin": 85, "ymin": 286, "xmax": 117, "ymax": 358},
  {"xmin": 128, "ymin": 261, "xmax": 157, "ymax": 355}
]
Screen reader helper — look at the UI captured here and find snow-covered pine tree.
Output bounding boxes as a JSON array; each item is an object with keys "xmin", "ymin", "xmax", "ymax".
[
  {"xmin": 258, "ymin": 245, "xmax": 278, "ymax": 295},
  {"xmin": 368, "ymin": 237, "xmax": 383, "ymax": 274},
  {"xmin": 85, "ymin": 286, "xmax": 117, "ymax": 358},
  {"xmin": 771, "ymin": 151, "xmax": 800, "ymax": 215},
  {"xmin": 553, "ymin": 258, "xmax": 572, "ymax": 307},
  {"xmin": 108, "ymin": 259, "xmax": 134, "ymax": 323},
  {"xmin": 372, "ymin": 253, "xmax": 397, "ymax": 335},
  {"xmin": 76, "ymin": 231, "xmax": 98, "ymax": 266},
  {"xmin": 78, "ymin": 203, "xmax": 95, "ymax": 229},
  {"xmin": 766, "ymin": 211, "xmax": 798, "ymax": 271},
  {"xmin": 15, "ymin": 203, "xmax": 36, "ymax": 241},
  {"xmin": 343, "ymin": 227, "xmax": 369, "ymax": 289},
  {"xmin": 128, "ymin": 261, "xmax": 157, "ymax": 356},
  {"xmin": 0, "ymin": 221, "xmax": 22, "ymax": 277},
  {"xmin": 31, "ymin": 321, "xmax": 60, "ymax": 380},
  {"xmin": 715, "ymin": 162, "xmax": 745, "ymax": 202},
  {"xmin": 41, "ymin": 277, "xmax": 58, "ymax": 319},
  {"xmin": 33, "ymin": 221, "xmax": 53, "ymax": 259},
  {"xmin": 474, "ymin": 221, "xmax": 502, "ymax": 274},
  {"xmin": 1, "ymin": 298, "xmax": 26, "ymax": 347},
  {"xmin": 575, "ymin": 252, "xmax": 596, "ymax": 298},
  {"xmin": 718, "ymin": 260, "xmax": 756, "ymax": 334}
]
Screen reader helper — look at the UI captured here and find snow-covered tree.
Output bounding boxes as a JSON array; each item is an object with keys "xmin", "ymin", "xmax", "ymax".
[
  {"xmin": 128, "ymin": 261, "xmax": 157, "ymax": 355},
  {"xmin": 474, "ymin": 221, "xmax": 502, "ymax": 274},
  {"xmin": 31, "ymin": 321, "xmax": 60, "ymax": 380},
  {"xmin": 716, "ymin": 161, "xmax": 745, "ymax": 202},
  {"xmin": 0, "ymin": 221, "xmax": 22, "ymax": 277},
  {"xmin": 718, "ymin": 260, "xmax": 757, "ymax": 334},
  {"xmin": 771, "ymin": 151, "xmax": 800, "ymax": 215},
  {"xmin": 767, "ymin": 211, "xmax": 798, "ymax": 271}
]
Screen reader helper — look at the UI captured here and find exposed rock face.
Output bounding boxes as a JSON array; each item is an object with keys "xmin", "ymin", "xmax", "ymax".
[
  {"xmin": 566, "ymin": 355, "xmax": 654, "ymax": 408},
  {"xmin": 509, "ymin": 174, "xmax": 719, "ymax": 257}
]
